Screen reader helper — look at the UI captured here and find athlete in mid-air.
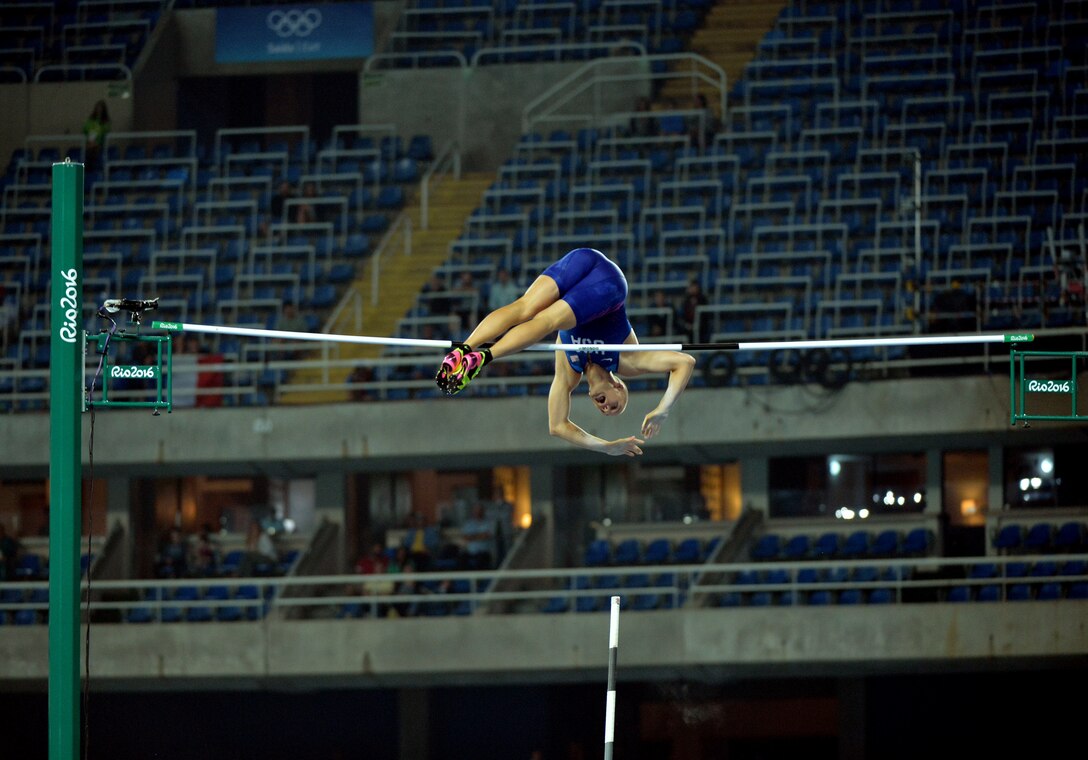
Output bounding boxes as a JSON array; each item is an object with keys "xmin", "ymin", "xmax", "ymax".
[{"xmin": 435, "ymin": 247, "xmax": 696, "ymax": 456}]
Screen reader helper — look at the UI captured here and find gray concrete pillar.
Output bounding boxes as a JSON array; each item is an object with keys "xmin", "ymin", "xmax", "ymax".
[
  {"xmin": 106, "ymin": 476, "xmax": 131, "ymax": 577},
  {"xmin": 739, "ymin": 456, "xmax": 769, "ymax": 517},
  {"xmin": 315, "ymin": 470, "xmax": 346, "ymax": 570}
]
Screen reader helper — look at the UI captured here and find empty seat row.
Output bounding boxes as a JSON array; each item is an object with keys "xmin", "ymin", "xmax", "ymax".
[
  {"xmin": 583, "ymin": 536, "xmax": 721, "ymax": 566},
  {"xmin": 750, "ymin": 527, "xmax": 934, "ymax": 561}
]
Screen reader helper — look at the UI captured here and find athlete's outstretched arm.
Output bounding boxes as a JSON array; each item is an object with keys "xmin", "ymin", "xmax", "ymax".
[
  {"xmin": 619, "ymin": 350, "xmax": 696, "ymax": 438},
  {"xmin": 547, "ymin": 353, "xmax": 644, "ymax": 456}
]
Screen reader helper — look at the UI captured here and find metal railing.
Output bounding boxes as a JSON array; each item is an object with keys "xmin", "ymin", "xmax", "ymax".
[
  {"xmin": 419, "ymin": 141, "xmax": 461, "ymax": 231},
  {"xmin": 1, "ymin": 552, "xmax": 1086, "ymax": 625}
]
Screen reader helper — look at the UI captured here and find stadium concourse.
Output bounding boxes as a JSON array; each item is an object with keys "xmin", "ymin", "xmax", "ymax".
[{"xmin": 1, "ymin": 1, "xmax": 1087, "ymax": 759}]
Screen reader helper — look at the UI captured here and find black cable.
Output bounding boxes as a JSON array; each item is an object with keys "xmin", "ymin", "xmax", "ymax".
[
  {"xmin": 80, "ymin": 310, "xmax": 117, "ymax": 760},
  {"xmin": 82, "ymin": 404, "xmax": 95, "ymax": 760}
]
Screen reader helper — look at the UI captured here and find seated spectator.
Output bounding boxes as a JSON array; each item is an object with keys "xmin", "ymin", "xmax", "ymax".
[
  {"xmin": 189, "ymin": 524, "xmax": 220, "ymax": 577},
  {"xmin": 386, "ymin": 545, "xmax": 416, "ymax": 617},
  {"xmin": 156, "ymin": 528, "xmax": 189, "ymax": 578},
  {"xmin": 277, "ymin": 303, "xmax": 309, "ymax": 333},
  {"xmin": 688, "ymin": 93, "xmax": 720, "ymax": 150},
  {"xmin": 402, "ymin": 511, "xmax": 439, "ymax": 571},
  {"xmin": 647, "ymin": 289, "xmax": 679, "ymax": 339},
  {"xmin": 271, "ymin": 180, "xmax": 295, "ymax": 219},
  {"xmin": 422, "ymin": 273, "xmax": 453, "ymax": 319},
  {"xmin": 628, "ymin": 96, "xmax": 657, "ymax": 138},
  {"xmin": 294, "ymin": 182, "xmax": 318, "ymax": 224},
  {"xmin": 460, "ymin": 502, "xmax": 495, "ymax": 570},
  {"xmin": 488, "ymin": 267, "xmax": 522, "ymax": 311},
  {"xmin": 452, "ymin": 271, "xmax": 480, "ymax": 333},
  {"xmin": 347, "ymin": 364, "xmax": 375, "ymax": 401},
  {"xmin": 239, "ymin": 521, "xmax": 278, "ymax": 576},
  {"xmin": 353, "ymin": 543, "xmax": 393, "ymax": 614},
  {"xmin": 0, "ymin": 522, "xmax": 20, "ymax": 581}
]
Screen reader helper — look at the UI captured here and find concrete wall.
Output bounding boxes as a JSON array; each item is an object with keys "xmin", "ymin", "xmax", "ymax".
[
  {"xmin": 2, "ymin": 603, "xmax": 1086, "ymax": 688},
  {"xmin": 357, "ymin": 59, "xmax": 648, "ymax": 170},
  {"xmin": 0, "ymin": 81, "xmax": 135, "ymax": 169},
  {"xmin": 3, "ymin": 375, "xmax": 1082, "ymax": 478}
]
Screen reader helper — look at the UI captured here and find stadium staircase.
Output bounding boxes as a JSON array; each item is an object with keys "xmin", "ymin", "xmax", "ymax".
[
  {"xmin": 660, "ymin": 0, "xmax": 787, "ymax": 103},
  {"xmin": 283, "ymin": 171, "xmax": 494, "ymax": 403}
]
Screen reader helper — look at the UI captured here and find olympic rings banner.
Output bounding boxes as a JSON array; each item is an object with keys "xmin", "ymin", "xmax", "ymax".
[{"xmin": 215, "ymin": 3, "xmax": 374, "ymax": 63}]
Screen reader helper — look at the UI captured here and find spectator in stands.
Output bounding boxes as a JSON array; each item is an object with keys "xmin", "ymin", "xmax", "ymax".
[
  {"xmin": 688, "ymin": 93, "xmax": 720, "ymax": 150},
  {"xmin": 628, "ymin": 96, "xmax": 657, "ymax": 138},
  {"xmin": 488, "ymin": 485, "xmax": 515, "ymax": 563},
  {"xmin": 452, "ymin": 271, "xmax": 480, "ymax": 333},
  {"xmin": 294, "ymin": 181, "xmax": 318, "ymax": 224},
  {"xmin": 0, "ymin": 522, "xmax": 20, "ymax": 581},
  {"xmin": 460, "ymin": 502, "xmax": 495, "ymax": 570},
  {"xmin": 647, "ymin": 289, "xmax": 679, "ymax": 339},
  {"xmin": 435, "ymin": 248, "xmax": 696, "ymax": 456},
  {"xmin": 679, "ymin": 278, "xmax": 709, "ymax": 342},
  {"xmin": 189, "ymin": 523, "xmax": 220, "ymax": 577},
  {"xmin": 402, "ymin": 511, "xmax": 438, "ymax": 571},
  {"xmin": 239, "ymin": 521, "xmax": 278, "ymax": 576},
  {"xmin": 423, "ymin": 273, "xmax": 453, "ymax": 319},
  {"xmin": 353, "ymin": 542, "xmax": 393, "ymax": 614},
  {"xmin": 386, "ymin": 545, "xmax": 416, "ymax": 617},
  {"xmin": 271, "ymin": 180, "xmax": 295, "ymax": 220},
  {"xmin": 82, "ymin": 100, "xmax": 110, "ymax": 172},
  {"xmin": 0, "ymin": 286, "xmax": 17, "ymax": 347},
  {"xmin": 156, "ymin": 527, "xmax": 189, "ymax": 578},
  {"xmin": 347, "ymin": 364, "xmax": 375, "ymax": 401},
  {"xmin": 277, "ymin": 302, "xmax": 308, "ymax": 334},
  {"xmin": 488, "ymin": 267, "xmax": 522, "ymax": 311}
]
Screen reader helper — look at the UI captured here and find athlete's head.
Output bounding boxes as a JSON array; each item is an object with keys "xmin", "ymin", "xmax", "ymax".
[{"xmin": 589, "ymin": 375, "xmax": 628, "ymax": 416}]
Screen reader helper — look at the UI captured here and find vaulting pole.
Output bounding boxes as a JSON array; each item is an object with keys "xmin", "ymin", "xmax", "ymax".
[{"xmin": 603, "ymin": 595, "xmax": 620, "ymax": 760}]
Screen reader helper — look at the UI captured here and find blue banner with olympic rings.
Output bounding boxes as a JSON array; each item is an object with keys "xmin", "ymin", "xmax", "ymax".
[{"xmin": 215, "ymin": 3, "xmax": 374, "ymax": 63}]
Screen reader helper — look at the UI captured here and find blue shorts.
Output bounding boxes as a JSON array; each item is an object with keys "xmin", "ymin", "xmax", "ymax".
[{"xmin": 542, "ymin": 248, "xmax": 628, "ymax": 326}]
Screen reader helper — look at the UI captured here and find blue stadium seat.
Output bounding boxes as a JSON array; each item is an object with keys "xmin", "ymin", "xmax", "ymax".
[
  {"xmin": 1037, "ymin": 582, "xmax": 1063, "ymax": 601},
  {"xmin": 782, "ymin": 535, "xmax": 810, "ymax": 560},
  {"xmin": 612, "ymin": 539, "xmax": 641, "ymax": 565},
  {"xmin": 839, "ymin": 589, "xmax": 864, "ymax": 605},
  {"xmin": 947, "ymin": 586, "xmax": 972, "ymax": 603},
  {"xmin": 642, "ymin": 538, "xmax": 671, "ymax": 564},
  {"xmin": 839, "ymin": 530, "xmax": 870, "ymax": 558},
  {"xmin": 812, "ymin": 532, "xmax": 840, "ymax": 559},
  {"xmin": 1023, "ymin": 522, "xmax": 1054, "ymax": 551},
  {"xmin": 1008, "ymin": 583, "xmax": 1033, "ymax": 602},
  {"xmin": 993, "ymin": 524, "xmax": 1023, "ymax": 551},
  {"xmin": 583, "ymin": 539, "xmax": 610, "ymax": 566},
  {"xmin": 672, "ymin": 538, "xmax": 701, "ymax": 563},
  {"xmin": 900, "ymin": 528, "xmax": 933, "ymax": 556},
  {"xmin": 1054, "ymin": 521, "xmax": 1085, "ymax": 551},
  {"xmin": 868, "ymin": 588, "xmax": 894, "ymax": 604},
  {"xmin": 869, "ymin": 530, "xmax": 900, "ymax": 557},
  {"xmin": 750, "ymin": 533, "xmax": 781, "ymax": 561}
]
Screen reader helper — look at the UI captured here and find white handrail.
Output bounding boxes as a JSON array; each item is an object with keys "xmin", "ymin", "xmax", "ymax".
[
  {"xmin": 419, "ymin": 140, "xmax": 461, "ymax": 231},
  {"xmin": 522, "ymin": 53, "xmax": 726, "ymax": 135}
]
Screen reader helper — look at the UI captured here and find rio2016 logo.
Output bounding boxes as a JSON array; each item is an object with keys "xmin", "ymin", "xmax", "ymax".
[
  {"xmin": 57, "ymin": 268, "xmax": 79, "ymax": 344},
  {"xmin": 110, "ymin": 365, "xmax": 158, "ymax": 380},
  {"xmin": 1026, "ymin": 379, "xmax": 1071, "ymax": 393}
]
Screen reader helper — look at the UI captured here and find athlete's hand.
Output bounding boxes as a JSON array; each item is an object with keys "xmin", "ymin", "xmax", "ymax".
[
  {"xmin": 604, "ymin": 436, "xmax": 644, "ymax": 457},
  {"xmin": 641, "ymin": 408, "xmax": 669, "ymax": 439}
]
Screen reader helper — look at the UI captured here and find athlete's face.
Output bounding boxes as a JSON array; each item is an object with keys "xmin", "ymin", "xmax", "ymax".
[{"xmin": 590, "ymin": 383, "xmax": 628, "ymax": 416}]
